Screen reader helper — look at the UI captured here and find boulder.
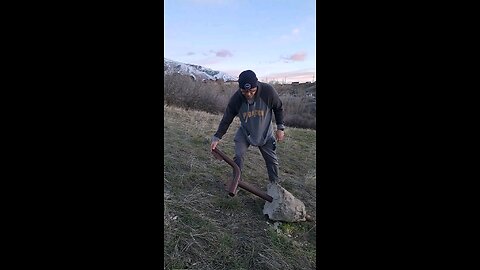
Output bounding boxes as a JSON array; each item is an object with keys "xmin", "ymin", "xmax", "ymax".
[{"xmin": 263, "ymin": 183, "xmax": 307, "ymax": 222}]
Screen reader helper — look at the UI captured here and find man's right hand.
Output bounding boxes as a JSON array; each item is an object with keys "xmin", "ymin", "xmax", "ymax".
[{"xmin": 211, "ymin": 140, "xmax": 219, "ymax": 150}]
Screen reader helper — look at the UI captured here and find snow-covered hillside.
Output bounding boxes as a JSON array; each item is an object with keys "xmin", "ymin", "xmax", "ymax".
[{"xmin": 164, "ymin": 58, "xmax": 237, "ymax": 82}]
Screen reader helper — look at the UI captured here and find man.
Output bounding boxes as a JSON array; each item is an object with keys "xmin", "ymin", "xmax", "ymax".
[{"xmin": 211, "ymin": 70, "xmax": 285, "ymax": 183}]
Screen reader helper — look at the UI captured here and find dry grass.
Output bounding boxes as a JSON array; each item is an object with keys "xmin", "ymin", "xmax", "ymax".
[
  {"xmin": 164, "ymin": 105, "xmax": 317, "ymax": 270},
  {"xmin": 164, "ymin": 74, "xmax": 316, "ymax": 129}
]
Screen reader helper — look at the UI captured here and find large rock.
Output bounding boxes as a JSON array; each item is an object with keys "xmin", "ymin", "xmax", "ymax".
[{"xmin": 263, "ymin": 183, "xmax": 307, "ymax": 222}]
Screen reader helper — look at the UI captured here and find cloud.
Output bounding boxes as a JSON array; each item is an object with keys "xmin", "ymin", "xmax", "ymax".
[
  {"xmin": 204, "ymin": 49, "xmax": 233, "ymax": 57},
  {"xmin": 282, "ymin": 52, "xmax": 307, "ymax": 62},
  {"xmin": 187, "ymin": 52, "xmax": 195, "ymax": 55},
  {"xmin": 280, "ymin": 28, "xmax": 302, "ymax": 41},
  {"xmin": 215, "ymin": 49, "xmax": 233, "ymax": 57},
  {"xmin": 261, "ymin": 69, "xmax": 316, "ymax": 83}
]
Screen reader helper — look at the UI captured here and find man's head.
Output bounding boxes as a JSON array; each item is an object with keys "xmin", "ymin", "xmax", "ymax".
[{"xmin": 238, "ymin": 70, "xmax": 258, "ymax": 100}]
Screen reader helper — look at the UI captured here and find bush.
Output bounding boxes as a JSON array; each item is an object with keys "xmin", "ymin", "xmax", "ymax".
[
  {"xmin": 164, "ymin": 74, "xmax": 236, "ymax": 114},
  {"xmin": 164, "ymin": 74, "xmax": 316, "ymax": 129},
  {"xmin": 280, "ymin": 94, "xmax": 316, "ymax": 129}
]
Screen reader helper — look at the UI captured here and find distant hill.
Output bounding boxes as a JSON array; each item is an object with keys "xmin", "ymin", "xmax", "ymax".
[{"xmin": 164, "ymin": 58, "xmax": 237, "ymax": 82}]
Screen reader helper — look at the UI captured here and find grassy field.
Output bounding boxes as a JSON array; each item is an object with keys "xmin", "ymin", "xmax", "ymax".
[{"xmin": 164, "ymin": 104, "xmax": 317, "ymax": 270}]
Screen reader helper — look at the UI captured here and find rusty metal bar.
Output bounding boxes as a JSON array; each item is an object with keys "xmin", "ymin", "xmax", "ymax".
[
  {"xmin": 211, "ymin": 148, "xmax": 240, "ymax": 196},
  {"xmin": 212, "ymin": 148, "xmax": 273, "ymax": 202},
  {"xmin": 238, "ymin": 181, "xmax": 273, "ymax": 202}
]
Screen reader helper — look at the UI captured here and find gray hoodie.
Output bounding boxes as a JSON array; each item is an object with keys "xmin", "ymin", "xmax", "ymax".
[{"xmin": 213, "ymin": 82, "xmax": 285, "ymax": 146}]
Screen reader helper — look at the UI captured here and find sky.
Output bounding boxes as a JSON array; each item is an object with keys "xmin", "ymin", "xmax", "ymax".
[{"xmin": 164, "ymin": 0, "xmax": 316, "ymax": 83}]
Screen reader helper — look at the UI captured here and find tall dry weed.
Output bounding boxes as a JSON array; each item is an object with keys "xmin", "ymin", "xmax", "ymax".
[{"xmin": 164, "ymin": 74, "xmax": 316, "ymax": 129}]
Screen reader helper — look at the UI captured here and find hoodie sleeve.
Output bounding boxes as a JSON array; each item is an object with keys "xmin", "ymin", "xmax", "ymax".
[
  {"xmin": 213, "ymin": 92, "xmax": 241, "ymax": 139},
  {"xmin": 271, "ymin": 88, "xmax": 285, "ymax": 130},
  {"xmin": 262, "ymin": 84, "xmax": 285, "ymax": 130}
]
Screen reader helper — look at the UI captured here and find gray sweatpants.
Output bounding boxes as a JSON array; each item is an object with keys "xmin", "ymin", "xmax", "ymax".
[{"xmin": 233, "ymin": 129, "xmax": 279, "ymax": 183}]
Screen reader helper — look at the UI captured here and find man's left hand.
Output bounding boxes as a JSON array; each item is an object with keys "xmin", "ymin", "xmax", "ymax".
[{"xmin": 275, "ymin": 130, "xmax": 285, "ymax": 142}]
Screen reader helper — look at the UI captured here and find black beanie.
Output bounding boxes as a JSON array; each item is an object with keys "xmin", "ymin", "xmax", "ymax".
[{"xmin": 238, "ymin": 70, "xmax": 258, "ymax": 90}]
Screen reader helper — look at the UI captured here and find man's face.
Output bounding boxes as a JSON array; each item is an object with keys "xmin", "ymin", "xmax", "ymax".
[{"xmin": 241, "ymin": 87, "xmax": 257, "ymax": 100}]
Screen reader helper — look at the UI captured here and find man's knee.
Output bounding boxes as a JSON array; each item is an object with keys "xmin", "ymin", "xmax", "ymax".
[{"xmin": 262, "ymin": 152, "xmax": 279, "ymax": 165}]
